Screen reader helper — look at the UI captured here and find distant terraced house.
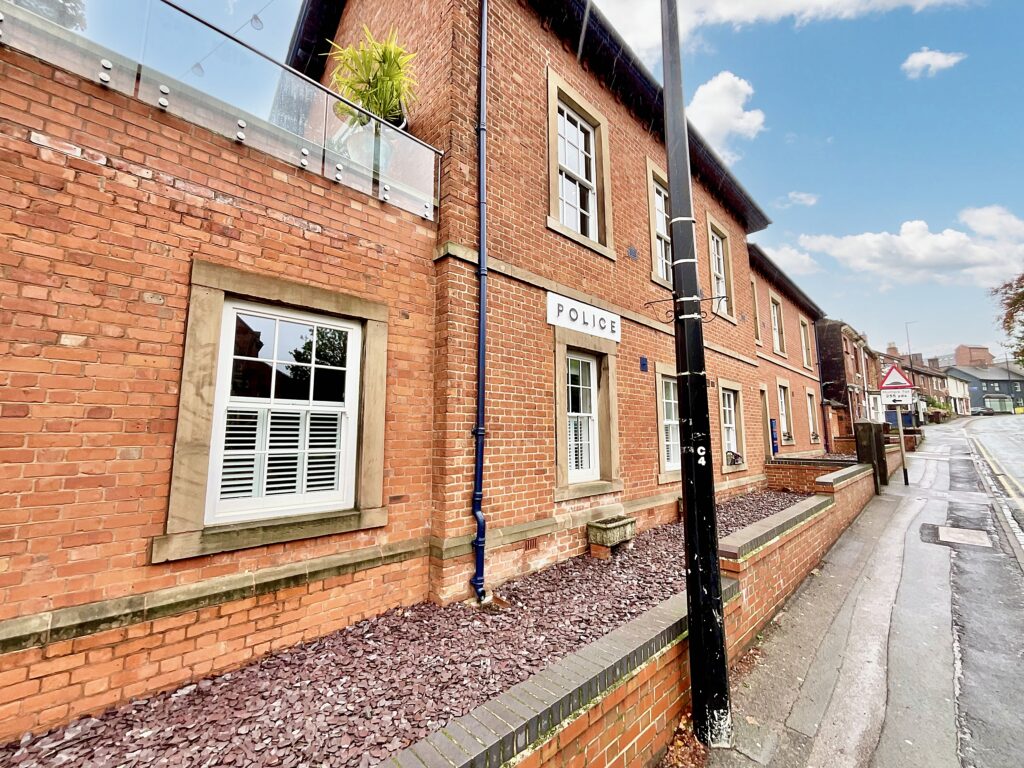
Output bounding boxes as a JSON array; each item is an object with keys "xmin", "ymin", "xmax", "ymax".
[{"xmin": 0, "ymin": 0, "xmax": 833, "ymax": 741}]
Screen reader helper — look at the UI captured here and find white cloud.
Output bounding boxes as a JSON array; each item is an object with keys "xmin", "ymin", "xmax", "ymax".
[
  {"xmin": 594, "ymin": 0, "xmax": 970, "ymax": 65},
  {"xmin": 901, "ymin": 47, "xmax": 967, "ymax": 78},
  {"xmin": 797, "ymin": 205, "xmax": 1024, "ymax": 287},
  {"xmin": 762, "ymin": 245, "xmax": 821, "ymax": 275},
  {"xmin": 686, "ymin": 72, "xmax": 765, "ymax": 164},
  {"xmin": 778, "ymin": 191, "xmax": 820, "ymax": 208}
]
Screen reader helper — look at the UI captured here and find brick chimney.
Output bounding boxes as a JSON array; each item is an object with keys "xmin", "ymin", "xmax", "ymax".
[{"xmin": 886, "ymin": 342, "xmax": 900, "ymax": 356}]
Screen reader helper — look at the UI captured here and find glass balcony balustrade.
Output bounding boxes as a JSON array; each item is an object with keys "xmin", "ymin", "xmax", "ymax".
[{"xmin": 0, "ymin": 0, "xmax": 440, "ymax": 220}]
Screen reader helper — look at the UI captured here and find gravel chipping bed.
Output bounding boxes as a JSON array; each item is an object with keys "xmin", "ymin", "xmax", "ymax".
[
  {"xmin": 715, "ymin": 490, "xmax": 810, "ymax": 538},
  {"xmin": 1, "ymin": 492, "xmax": 807, "ymax": 768},
  {"xmin": 824, "ymin": 452, "xmax": 858, "ymax": 461}
]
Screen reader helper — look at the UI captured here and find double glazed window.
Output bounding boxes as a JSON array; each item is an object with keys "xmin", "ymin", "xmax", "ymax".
[
  {"xmin": 770, "ymin": 297, "xmax": 786, "ymax": 354},
  {"xmin": 207, "ymin": 301, "xmax": 361, "ymax": 525},
  {"xmin": 567, "ymin": 352, "xmax": 599, "ymax": 482},
  {"xmin": 800, "ymin": 319, "xmax": 812, "ymax": 367},
  {"xmin": 653, "ymin": 181, "xmax": 672, "ymax": 283},
  {"xmin": 710, "ymin": 230, "xmax": 731, "ymax": 316},
  {"xmin": 721, "ymin": 389, "xmax": 738, "ymax": 455},
  {"xmin": 557, "ymin": 103, "xmax": 598, "ymax": 240},
  {"xmin": 751, "ymin": 278, "xmax": 762, "ymax": 343},
  {"xmin": 807, "ymin": 392, "xmax": 819, "ymax": 440},
  {"xmin": 778, "ymin": 385, "xmax": 792, "ymax": 438},
  {"xmin": 662, "ymin": 376, "xmax": 681, "ymax": 471}
]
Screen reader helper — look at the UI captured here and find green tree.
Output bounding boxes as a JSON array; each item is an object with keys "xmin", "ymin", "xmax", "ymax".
[{"xmin": 992, "ymin": 272, "xmax": 1024, "ymax": 364}]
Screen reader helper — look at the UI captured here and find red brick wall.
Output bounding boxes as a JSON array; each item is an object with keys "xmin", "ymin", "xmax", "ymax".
[
  {"xmin": 0, "ymin": 557, "xmax": 428, "ymax": 741},
  {"xmin": 0, "ymin": 49, "xmax": 436, "ymax": 617},
  {"xmin": 509, "ymin": 469, "xmax": 872, "ymax": 768},
  {"xmin": 722, "ymin": 469, "xmax": 874, "ymax": 657},
  {"xmin": 331, "ymin": 0, "xmax": 822, "ymax": 603},
  {"xmin": 517, "ymin": 638, "xmax": 693, "ymax": 768}
]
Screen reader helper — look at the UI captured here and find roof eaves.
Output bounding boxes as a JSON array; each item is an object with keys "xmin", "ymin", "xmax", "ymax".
[{"xmin": 747, "ymin": 243, "xmax": 826, "ymax": 320}]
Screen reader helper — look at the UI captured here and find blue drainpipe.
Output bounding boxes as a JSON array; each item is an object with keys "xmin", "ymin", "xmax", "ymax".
[{"xmin": 469, "ymin": 0, "xmax": 489, "ymax": 602}]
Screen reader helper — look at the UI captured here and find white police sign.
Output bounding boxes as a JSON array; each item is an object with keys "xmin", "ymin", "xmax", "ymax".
[{"xmin": 546, "ymin": 292, "xmax": 621, "ymax": 342}]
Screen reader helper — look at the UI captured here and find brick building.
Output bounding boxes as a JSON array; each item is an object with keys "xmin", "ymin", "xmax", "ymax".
[
  {"xmin": 935, "ymin": 344, "xmax": 996, "ymax": 368},
  {"xmin": 815, "ymin": 321, "xmax": 882, "ymax": 441},
  {"xmin": 0, "ymin": 0, "xmax": 829, "ymax": 737}
]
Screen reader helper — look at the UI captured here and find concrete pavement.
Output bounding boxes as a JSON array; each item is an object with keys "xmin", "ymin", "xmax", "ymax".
[{"xmin": 709, "ymin": 416, "xmax": 1024, "ymax": 768}]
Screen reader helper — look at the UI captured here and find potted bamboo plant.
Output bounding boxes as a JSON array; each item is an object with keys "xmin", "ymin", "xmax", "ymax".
[{"xmin": 326, "ymin": 26, "xmax": 417, "ymax": 172}]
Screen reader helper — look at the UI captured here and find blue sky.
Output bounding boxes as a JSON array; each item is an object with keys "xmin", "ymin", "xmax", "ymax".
[{"xmin": 597, "ymin": 0, "xmax": 1023, "ymax": 361}]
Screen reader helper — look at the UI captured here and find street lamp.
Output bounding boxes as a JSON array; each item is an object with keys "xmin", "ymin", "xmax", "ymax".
[
  {"xmin": 904, "ymin": 320, "xmax": 919, "ymax": 420},
  {"xmin": 660, "ymin": 0, "xmax": 732, "ymax": 747}
]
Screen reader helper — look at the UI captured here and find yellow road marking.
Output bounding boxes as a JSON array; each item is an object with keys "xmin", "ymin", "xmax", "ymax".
[{"xmin": 973, "ymin": 438, "xmax": 1024, "ymax": 501}]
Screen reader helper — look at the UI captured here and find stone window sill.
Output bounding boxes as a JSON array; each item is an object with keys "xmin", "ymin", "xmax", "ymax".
[
  {"xmin": 722, "ymin": 463, "xmax": 748, "ymax": 475},
  {"xmin": 657, "ymin": 469, "xmax": 681, "ymax": 486},
  {"xmin": 546, "ymin": 216, "xmax": 616, "ymax": 261},
  {"xmin": 554, "ymin": 478, "xmax": 624, "ymax": 503},
  {"xmin": 150, "ymin": 506, "xmax": 388, "ymax": 563},
  {"xmin": 713, "ymin": 310, "xmax": 738, "ymax": 326},
  {"xmin": 651, "ymin": 274, "xmax": 673, "ymax": 292}
]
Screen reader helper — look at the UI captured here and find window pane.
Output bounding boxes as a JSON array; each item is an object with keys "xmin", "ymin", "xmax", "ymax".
[
  {"xmin": 234, "ymin": 314, "xmax": 274, "ymax": 359},
  {"xmin": 265, "ymin": 410, "xmax": 302, "ymax": 496},
  {"xmin": 275, "ymin": 363, "xmax": 311, "ymax": 400},
  {"xmin": 313, "ymin": 367, "xmax": 347, "ymax": 404},
  {"xmin": 231, "ymin": 359, "xmax": 273, "ymax": 398},
  {"xmin": 277, "ymin": 321, "xmax": 314, "ymax": 364},
  {"xmin": 314, "ymin": 328, "xmax": 348, "ymax": 368}
]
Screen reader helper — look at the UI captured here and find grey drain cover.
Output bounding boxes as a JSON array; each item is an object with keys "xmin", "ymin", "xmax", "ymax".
[{"xmin": 936, "ymin": 526, "xmax": 992, "ymax": 548}]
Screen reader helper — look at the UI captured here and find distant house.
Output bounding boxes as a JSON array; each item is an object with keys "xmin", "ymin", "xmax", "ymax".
[
  {"xmin": 945, "ymin": 364, "xmax": 1024, "ymax": 412},
  {"xmin": 946, "ymin": 371, "xmax": 972, "ymax": 416},
  {"xmin": 816, "ymin": 321, "xmax": 878, "ymax": 438}
]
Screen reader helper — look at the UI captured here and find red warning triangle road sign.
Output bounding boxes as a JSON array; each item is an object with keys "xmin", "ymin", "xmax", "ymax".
[{"xmin": 880, "ymin": 364, "xmax": 914, "ymax": 389}]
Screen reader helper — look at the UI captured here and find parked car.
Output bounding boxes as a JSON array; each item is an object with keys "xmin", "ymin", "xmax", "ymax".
[{"xmin": 971, "ymin": 407, "xmax": 995, "ymax": 416}]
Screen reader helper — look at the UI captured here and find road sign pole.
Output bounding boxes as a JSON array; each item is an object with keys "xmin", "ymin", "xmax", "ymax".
[
  {"xmin": 660, "ymin": 0, "xmax": 732, "ymax": 747},
  {"xmin": 896, "ymin": 405, "xmax": 909, "ymax": 486}
]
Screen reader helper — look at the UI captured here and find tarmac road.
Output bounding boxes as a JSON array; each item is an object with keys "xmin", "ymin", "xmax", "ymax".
[{"xmin": 709, "ymin": 416, "xmax": 1024, "ymax": 768}]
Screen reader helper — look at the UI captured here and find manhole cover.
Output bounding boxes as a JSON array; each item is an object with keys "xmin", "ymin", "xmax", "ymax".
[{"xmin": 937, "ymin": 526, "xmax": 992, "ymax": 548}]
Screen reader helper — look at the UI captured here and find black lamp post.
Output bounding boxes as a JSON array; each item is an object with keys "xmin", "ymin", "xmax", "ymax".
[{"xmin": 660, "ymin": 0, "xmax": 732, "ymax": 747}]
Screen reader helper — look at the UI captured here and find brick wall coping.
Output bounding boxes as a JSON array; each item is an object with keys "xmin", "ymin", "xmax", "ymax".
[
  {"xmin": 767, "ymin": 457, "xmax": 856, "ymax": 468},
  {"xmin": 718, "ymin": 495, "xmax": 833, "ymax": 561},
  {"xmin": 429, "ymin": 491, "xmax": 680, "ymax": 560},
  {"xmin": 815, "ymin": 463, "xmax": 873, "ymax": 491},
  {"xmin": 387, "ymin": 581, "xmax": 740, "ymax": 768},
  {"xmin": 0, "ymin": 540, "xmax": 427, "ymax": 655}
]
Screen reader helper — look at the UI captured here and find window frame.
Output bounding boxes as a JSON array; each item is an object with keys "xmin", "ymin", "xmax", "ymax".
[
  {"xmin": 717, "ymin": 378, "xmax": 747, "ymax": 473},
  {"xmin": 205, "ymin": 300, "xmax": 363, "ymax": 526},
  {"xmin": 777, "ymin": 379, "xmax": 795, "ymax": 444},
  {"xmin": 799, "ymin": 316, "xmax": 812, "ymax": 369},
  {"xmin": 154, "ymin": 260, "xmax": 389, "ymax": 564},
  {"xmin": 769, "ymin": 291, "xmax": 786, "ymax": 355},
  {"xmin": 654, "ymin": 363, "xmax": 682, "ymax": 484},
  {"xmin": 806, "ymin": 389, "xmax": 820, "ymax": 442},
  {"xmin": 546, "ymin": 69, "xmax": 615, "ymax": 260},
  {"xmin": 751, "ymin": 277, "xmax": 762, "ymax": 345},
  {"xmin": 554, "ymin": 327, "xmax": 621, "ymax": 501},
  {"xmin": 566, "ymin": 351, "xmax": 601, "ymax": 484},
  {"xmin": 556, "ymin": 102, "xmax": 598, "ymax": 241},
  {"xmin": 705, "ymin": 214, "xmax": 736, "ymax": 322},
  {"xmin": 647, "ymin": 159, "xmax": 673, "ymax": 289}
]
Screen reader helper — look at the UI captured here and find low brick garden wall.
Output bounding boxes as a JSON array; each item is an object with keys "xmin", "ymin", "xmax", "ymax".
[
  {"xmin": 0, "ymin": 548, "xmax": 429, "ymax": 741},
  {"xmin": 389, "ymin": 464, "xmax": 876, "ymax": 768},
  {"xmin": 885, "ymin": 444, "xmax": 903, "ymax": 478}
]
